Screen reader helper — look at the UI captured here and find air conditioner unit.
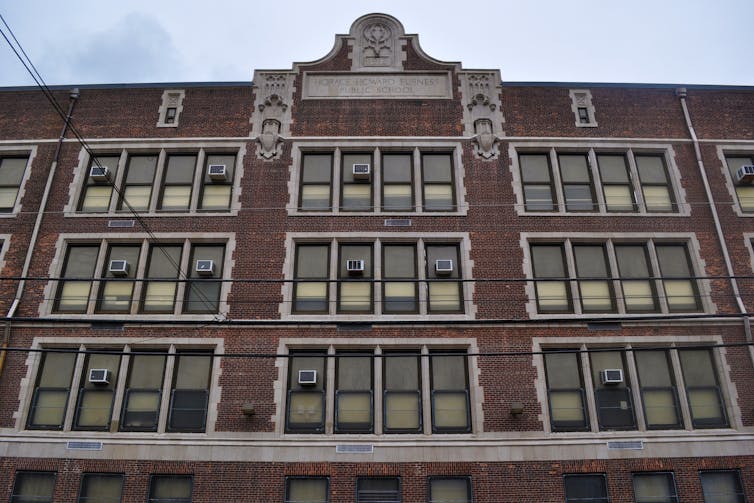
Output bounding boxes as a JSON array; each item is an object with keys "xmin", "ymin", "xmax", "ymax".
[
  {"xmin": 298, "ymin": 369, "xmax": 317, "ymax": 385},
  {"xmin": 346, "ymin": 259, "xmax": 365, "ymax": 274},
  {"xmin": 207, "ymin": 164, "xmax": 228, "ymax": 181},
  {"xmin": 599, "ymin": 369, "xmax": 624, "ymax": 385},
  {"xmin": 195, "ymin": 259, "xmax": 215, "ymax": 276},
  {"xmin": 88, "ymin": 368, "xmax": 110, "ymax": 385},
  {"xmin": 89, "ymin": 165, "xmax": 110, "ymax": 182},
  {"xmin": 352, "ymin": 163, "xmax": 371, "ymax": 181},
  {"xmin": 734, "ymin": 165, "xmax": 754, "ymax": 184},
  {"xmin": 435, "ymin": 259, "xmax": 454, "ymax": 275},
  {"xmin": 108, "ymin": 260, "xmax": 129, "ymax": 276}
]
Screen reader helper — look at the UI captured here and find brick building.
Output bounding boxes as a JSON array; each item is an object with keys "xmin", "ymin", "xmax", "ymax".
[{"xmin": 0, "ymin": 12, "xmax": 752, "ymax": 502}]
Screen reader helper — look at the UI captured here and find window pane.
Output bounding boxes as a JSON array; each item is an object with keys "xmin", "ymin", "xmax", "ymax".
[
  {"xmin": 301, "ymin": 185, "xmax": 331, "ymax": 210},
  {"xmin": 633, "ymin": 473, "xmax": 677, "ymax": 503},
  {"xmin": 559, "ymin": 154, "xmax": 591, "ymax": 183},
  {"xmin": 384, "ymin": 353, "xmax": 421, "ymax": 432},
  {"xmin": 11, "ymin": 472, "xmax": 55, "ymax": 503},
  {"xmin": 342, "ymin": 184, "xmax": 372, "ymax": 210},
  {"xmin": 121, "ymin": 353, "xmax": 166, "ymax": 431},
  {"xmin": 99, "ymin": 245, "xmax": 140, "ymax": 313},
  {"xmin": 342, "ymin": 153, "xmax": 372, "ymax": 183},
  {"xmin": 57, "ymin": 246, "xmax": 98, "ymax": 312},
  {"xmin": 735, "ymin": 186, "xmax": 754, "ymax": 212},
  {"xmin": 79, "ymin": 474, "xmax": 123, "ymax": 503},
  {"xmin": 531, "ymin": 244, "xmax": 570, "ymax": 312},
  {"xmin": 524, "ymin": 185, "xmax": 555, "ymax": 211},
  {"xmin": 148, "ymin": 476, "xmax": 192, "ymax": 503},
  {"xmin": 161, "ymin": 186, "xmax": 191, "ymax": 210},
  {"xmin": 295, "ymin": 245, "xmax": 329, "ymax": 313},
  {"xmin": 643, "ymin": 186, "xmax": 672, "ymax": 212},
  {"xmin": 636, "ymin": 155, "xmax": 669, "ymax": 184},
  {"xmin": 604, "ymin": 185, "xmax": 634, "ymax": 212},
  {"xmin": 423, "ymin": 154, "xmax": 452, "ymax": 182},
  {"xmin": 169, "ymin": 354, "xmax": 211, "ymax": 432},
  {"xmin": 286, "ymin": 478, "xmax": 328, "ymax": 503},
  {"xmin": 429, "ymin": 478, "xmax": 470, "ymax": 503},
  {"xmin": 427, "ymin": 245, "xmax": 462, "ymax": 312},
  {"xmin": 125, "ymin": 156, "xmax": 157, "ymax": 184},
  {"xmin": 597, "ymin": 154, "xmax": 629, "ymax": 183},
  {"xmin": 302, "ymin": 154, "xmax": 332, "ymax": 183},
  {"xmin": 423, "ymin": 184, "xmax": 454, "ymax": 211},
  {"xmin": 431, "ymin": 354, "xmax": 469, "ymax": 432},
  {"xmin": 679, "ymin": 349, "xmax": 727, "ymax": 427},
  {"xmin": 520, "ymin": 154, "xmax": 551, "ymax": 183},
  {"xmin": 164, "ymin": 155, "xmax": 196, "ymax": 184},
  {"xmin": 615, "ymin": 244, "xmax": 657, "ymax": 312},
  {"xmin": 383, "ymin": 184, "xmax": 412, "ymax": 211},
  {"xmin": 544, "ymin": 351, "xmax": 588, "ymax": 430},
  {"xmin": 564, "ymin": 474, "xmax": 609, "ymax": 503},
  {"xmin": 184, "ymin": 245, "xmax": 224, "ymax": 313},
  {"xmin": 81, "ymin": 186, "xmax": 113, "ymax": 212},
  {"xmin": 122, "ymin": 185, "xmax": 152, "ymax": 210},
  {"xmin": 635, "ymin": 351, "xmax": 680, "ymax": 428},
  {"xmin": 0, "ymin": 157, "xmax": 27, "ymax": 185},
  {"xmin": 656, "ymin": 245, "xmax": 699, "ymax": 312},
  {"xmin": 700, "ymin": 471, "xmax": 745, "ymax": 503},
  {"xmin": 0, "ymin": 187, "xmax": 19, "ymax": 209},
  {"xmin": 383, "ymin": 154, "xmax": 412, "ymax": 182},
  {"xmin": 75, "ymin": 353, "xmax": 120, "ymax": 430},
  {"xmin": 383, "ymin": 245, "xmax": 417, "ymax": 313},
  {"xmin": 574, "ymin": 245, "xmax": 612, "ymax": 312},
  {"xmin": 287, "ymin": 353, "xmax": 326, "ymax": 432},
  {"xmin": 563, "ymin": 185, "xmax": 595, "ymax": 211},
  {"xmin": 200, "ymin": 185, "xmax": 231, "ymax": 210}
]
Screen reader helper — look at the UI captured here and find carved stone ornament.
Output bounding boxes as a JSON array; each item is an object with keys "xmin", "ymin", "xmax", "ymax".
[
  {"xmin": 258, "ymin": 93, "xmax": 288, "ymax": 120},
  {"xmin": 362, "ymin": 22, "xmax": 393, "ymax": 67},
  {"xmin": 472, "ymin": 119, "xmax": 500, "ymax": 159},
  {"xmin": 257, "ymin": 119, "xmax": 282, "ymax": 160}
]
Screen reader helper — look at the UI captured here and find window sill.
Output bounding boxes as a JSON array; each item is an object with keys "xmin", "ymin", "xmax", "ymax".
[{"xmin": 64, "ymin": 210, "xmax": 239, "ymax": 218}]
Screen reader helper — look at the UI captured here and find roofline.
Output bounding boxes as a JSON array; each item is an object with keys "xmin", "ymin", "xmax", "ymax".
[
  {"xmin": 0, "ymin": 81, "xmax": 253, "ymax": 92},
  {"xmin": 0, "ymin": 80, "xmax": 752, "ymax": 92}
]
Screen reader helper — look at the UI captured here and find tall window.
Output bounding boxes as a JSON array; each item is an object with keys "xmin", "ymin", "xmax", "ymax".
[
  {"xmin": 699, "ymin": 471, "xmax": 745, "ymax": 503},
  {"xmin": 118, "ymin": 155, "xmax": 157, "ymax": 210},
  {"xmin": 563, "ymin": 474, "xmax": 609, "ymax": 503},
  {"xmin": 356, "ymin": 478, "xmax": 400, "ymax": 503},
  {"xmin": 200, "ymin": 153, "xmax": 236, "ymax": 210},
  {"xmin": 422, "ymin": 153, "xmax": 455, "ymax": 211},
  {"xmin": 300, "ymin": 154, "xmax": 333, "ymax": 210},
  {"xmin": 74, "ymin": 351, "xmax": 121, "ymax": 430},
  {"xmin": 382, "ymin": 244, "xmax": 418, "ymax": 313},
  {"xmin": 148, "ymin": 475, "xmax": 192, "ymax": 503},
  {"xmin": 678, "ymin": 349, "xmax": 728, "ymax": 428},
  {"xmin": 11, "ymin": 472, "xmax": 56, "ymax": 503},
  {"xmin": 529, "ymin": 239, "xmax": 703, "ymax": 315},
  {"xmin": 78, "ymin": 474, "xmax": 123, "ymax": 503},
  {"xmin": 426, "ymin": 244, "xmax": 462, "ymax": 313},
  {"xmin": 168, "ymin": 352, "xmax": 212, "ymax": 432},
  {"xmin": 544, "ymin": 350, "xmax": 589, "ymax": 431},
  {"xmin": 142, "ymin": 245, "xmax": 182, "ymax": 313},
  {"xmin": 430, "ymin": 352, "xmax": 470, "ymax": 433},
  {"xmin": 159, "ymin": 154, "xmax": 196, "ymax": 211},
  {"xmin": 120, "ymin": 352, "xmax": 167, "ymax": 431},
  {"xmin": 27, "ymin": 352, "xmax": 77, "ymax": 429},
  {"xmin": 725, "ymin": 155, "xmax": 754, "ymax": 212},
  {"xmin": 183, "ymin": 244, "xmax": 225, "ymax": 313},
  {"xmin": 293, "ymin": 244, "xmax": 330, "ymax": 313},
  {"xmin": 0, "ymin": 155, "xmax": 28, "ymax": 211},
  {"xmin": 635, "ymin": 155, "xmax": 674, "ymax": 212},
  {"xmin": 338, "ymin": 244, "xmax": 373, "ymax": 313},
  {"xmin": 55, "ymin": 245, "xmax": 99, "ymax": 313},
  {"xmin": 341, "ymin": 152, "xmax": 373, "ymax": 211},
  {"xmin": 382, "ymin": 153, "xmax": 413, "ymax": 211},
  {"xmin": 383, "ymin": 352, "xmax": 422, "ymax": 433},
  {"xmin": 520, "ymin": 153, "xmax": 555, "ymax": 211},
  {"xmin": 597, "ymin": 154, "xmax": 635, "ymax": 211},
  {"xmin": 335, "ymin": 352, "xmax": 373, "ymax": 433},
  {"xmin": 429, "ymin": 477, "xmax": 472, "ymax": 503},
  {"xmin": 589, "ymin": 351, "xmax": 636, "ymax": 430},
  {"xmin": 98, "ymin": 244, "xmax": 141, "ymax": 313},
  {"xmin": 286, "ymin": 351, "xmax": 327, "ymax": 433},
  {"xmin": 632, "ymin": 473, "xmax": 678, "ymax": 503},
  {"xmin": 559, "ymin": 153, "xmax": 595, "ymax": 211},
  {"xmin": 285, "ymin": 477, "xmax": 329, "ymax": 503},
  {"xmin": 543, "ymin": 346, "xmax": 727, "ymax": 432},
  {"xmin": 79, "ymin": 155, "xmax": 120, "ymax": 212}
]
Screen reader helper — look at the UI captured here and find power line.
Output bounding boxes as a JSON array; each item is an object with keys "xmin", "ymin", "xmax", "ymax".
[{"xmin": 0, "ymin": 16, "xmax": 217, "ymax": 314}]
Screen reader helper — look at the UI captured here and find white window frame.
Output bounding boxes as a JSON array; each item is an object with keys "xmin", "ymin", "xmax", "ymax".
[
  {"xmin": 17, "ymin": 336, "xmax": 224, "ymax": 434},
  {"xmin": 274, "ymin": 337, "xmax": 483, "ymax": 436},
  {"xmin": 40, "ymin": 232, "xmax": 235, "ymax": 320},
  {"xmin": 288, "ymin": 141, "xmax": 467, "ymax": 216},
  {"xmin": 0, "ymin": 145, "xmax": 37, "ymax": 217},
  {"xmin": 281, "ymin": 232, "xmax": 475, "ymax": 321},
  {"xmin": 533, "ymin": 335, "xmax": 741, "ymax": 435},
  {"xmin": 65, "ymin": 142, "xmax": 246, "ymax": 216},
  {"xmin": 509, "ymin": 142, "xmax": 688, "ymax": 216},
  {"xmin": 522, "ymin": 232, "xmax": 713, "ymax": 319}
]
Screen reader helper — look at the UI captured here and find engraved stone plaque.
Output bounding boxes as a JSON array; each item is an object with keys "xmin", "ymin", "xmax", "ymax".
[{"xmin": 303, "ymin": 72, "xmax": 452, "ymax": 99}]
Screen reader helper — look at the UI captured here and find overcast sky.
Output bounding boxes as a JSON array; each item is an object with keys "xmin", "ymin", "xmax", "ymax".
[{"xmin": 1, "ymin": 0, "xmax": 753, "ymax": 88}]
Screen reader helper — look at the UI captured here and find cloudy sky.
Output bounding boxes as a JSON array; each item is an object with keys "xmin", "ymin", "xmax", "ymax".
[{"xmin": 1, "ymin": 0, "xmax": 752, "ymax": 88}]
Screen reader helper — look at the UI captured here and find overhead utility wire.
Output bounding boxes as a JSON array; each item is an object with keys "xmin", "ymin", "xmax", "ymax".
[
  {"xmin": 3, "ymin": 340, "xmax": 753, "ymax": 359},
  {"xmin": 0, "ymin": 16, "xmax": 217, "ymax": 314}
]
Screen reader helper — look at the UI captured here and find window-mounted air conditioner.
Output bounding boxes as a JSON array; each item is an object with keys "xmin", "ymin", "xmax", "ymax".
[
  {"xmin": 346, "ymin": 259, "xmax": 365, "ymax": 274},
  {"xmin": 435, "ymin": 259, "xmax": 454, "ymax": 275},
  {"xmin": 88, "ymin": 368, "xmax": 110, "ymax": 385},
  {"xmin": 108, "ymin": 260, "xmax": 129, "ymax": 276},
  {"xmin": 599, "ymin": 368, "xmax": 624, "ymax": 385},
  {"xmin": 207, "ymin": 164, "xmax": 228, "ymax": 181},
  {"xmin": 352, "ymin": 163, "xmax": 371, "ymax": 181},
  {"xmin": 195, "ymin": 259, "xmax": 215, "ymax": 276},
  {"xmin": 734, "ymin": 165, "xmax": 754, "ymax": 185},
  {"xmin": 89, "ymin": 166, "xmax": 110, "ymax": 182},
  {"xmin": 298, "ymin": 369, "xmax": 317, "ymax": 385}
]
